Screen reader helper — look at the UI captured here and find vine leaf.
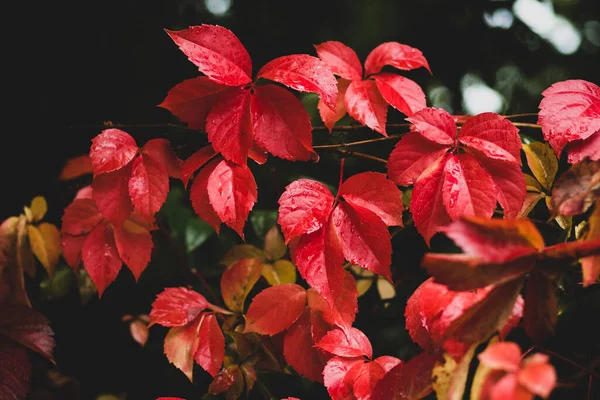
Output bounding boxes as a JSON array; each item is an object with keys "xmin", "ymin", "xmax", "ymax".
[
  {"xmin": 388, "ymin": 108, "xmax": 525, "ymax": 244},
  {"xmin": 279, "ymin": 172, "xmax": 401, "ymax": 305},
  {"xmin": 538, "ymin": 79, "xmax": 600, "ymax": 163},
  {"xmin": 316, "ymin": 40, "xmax": 428, "ymax": 134}
]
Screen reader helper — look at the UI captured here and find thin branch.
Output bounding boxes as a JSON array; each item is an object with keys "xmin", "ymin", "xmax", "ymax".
[
  {"xmin": 502, "ymin": 113, "xmax": 539, "ymax": 119},
  {"xmin": 334, "ymin": 158, "xmax": 346, "ymax": 202},
  {"xmin": 335, "ymin": 149, "xmax": 388, "ymax": 164},
  {"xmin": 540, "ymin": 348, "xmax": 600, "ymax": 380},
  {"xmin": 312, "ymin": 123, "xmax": 413, "ymax": 132},
  {"xmin": 511, "ymin": 122, "xmax": 542, "ymax": 129},
  {"xmin": 313, "ymin": 133, "xmax": 405, "ymax": 149}
]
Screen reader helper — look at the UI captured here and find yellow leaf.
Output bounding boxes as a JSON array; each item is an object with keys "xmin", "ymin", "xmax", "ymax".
[
  {"xmin": 524, "ymin": 173, "xmax": 543, "ymax": 193},
  {"xmin": 28, "ymin": 196, "xmax": 48, "ymax": 223},
  {"xmin": 432, "ymin": 346, "xmax": 477, "ymax": 400},
  {"xmin": 516, "ymin": 192, "xmax": 545, "ymax": 219},
  {"xmin": 376, "ymin": 277, "xmax": 396, "ymax": 300},
  {"xmin": 546, "ymin": 196, "xmax": 572, "ymax": 231},
  {"xmin": 28, "ymin": 223, "xmax": 62, "ymax": 278},
  {"xmin": 470, "ymin": 337, "xmax": 499, "ymax": 400},
  {"xmin": 261, "ymin": 260, "xmax": 297, "ymax": 285},
  {"xmin": 220, "ymin": 245, "xmax": 267, "ymax": 268},
  {"xmin": 356, "ymin": 278, "xmax": 373, "ymax": 297},
  {"xmin": 264, "ymin": 226, "xmax": 287, "ymax": 260},
  {"xmin": 16, "ymin": 216, "xmax": 36, "ymax": 278},
  {"xmin": 523, "ymin": 142, "xmax": 558, "ymax": 192}
]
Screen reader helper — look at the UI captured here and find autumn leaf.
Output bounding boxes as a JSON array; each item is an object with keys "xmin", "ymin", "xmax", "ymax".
[
  {"xmin": 162, "ymin": 25, "xmax": 337, "ymax": 166},
  {"xmin": 59, "ymin": 154, "xmax": 94, "ymax": 180},
  {"xmin": 89, "ymin": 129, "xmax": 181, "ymax": 225},
  {"xmin": 475, "ymin": 341, "xmax": 557, "ymax": 399},
  {"xmin": 551, "ymin": 158, "xmax": 600, "ymax": 216},
  {"xmin": 538, "ymin": 79, "xmax": 600, "ymax": 163},
  {"xmin": 244, "ymin": 284, "xmax": 307, "ymax": 335},
  {"xmin": 523, "ymin": 142, "xmax": 558, "ymax": 192},
  {"xmin": 371, "ymin": 352, "xmax": 440, "ymax": 400},
  {"xmin": 220, "ymin": 258, "xmax": 262, "ymax": 312},
  {"xmin": 61, "ymin": 196, "xmax": 155, "ymax": 296},
  {"xmin": 280, "ymin": 172, "xmax": 401, "ymax": 304},
  {"xmin": 316, "ymin": 40, "xmax": 428, "ymax": 135},
  {"xmin": 422, "ymin": 216, "xmax": 600, "ymax": 343},
  {"xmin": 283, "ymin": 309, "xmax": 328, "ymax": 382},
  {"xmin": 388, "ymin": 108, "xmax": 525, "ymax": 244}
]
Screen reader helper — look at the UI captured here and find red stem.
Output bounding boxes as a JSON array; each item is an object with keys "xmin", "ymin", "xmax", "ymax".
[{"xmin": 334, "ymin": 158, "xmax": 345, "ymax": 202}]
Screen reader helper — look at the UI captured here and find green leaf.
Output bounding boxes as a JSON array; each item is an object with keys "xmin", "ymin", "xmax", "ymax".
[
  {"xmin": 185, "ymin": 218, "xmax": 214, "ymax": 253},
  {"xmin": 249, "ymin": 210, "xmax": 278, "ymax": 237},
  {"xmin": 39, "ymin": 264, "xmax": 75, "ymax": 301}
]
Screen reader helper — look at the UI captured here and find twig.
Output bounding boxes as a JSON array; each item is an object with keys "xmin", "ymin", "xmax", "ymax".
[
  {"xmin": 503, "ymin": 113, "xmax": 539, "ymax": 119},
  {"xmin": 313, "ymin": 133, "xmax": 405, "ymax": 149},
  {"xmin": 312, "ymin": 123, "xmax": 413, "ymax": 132},
  {"xmin": 511, "ymin": 122, "xmax": 542, "ymax": 129},
  {"xmin": 540, "ymin": 348, "xmax": 600, "ymax": 380},
  {"xmin": 335, "ymin": 150, "xmax": 388, "ymax": 164}
]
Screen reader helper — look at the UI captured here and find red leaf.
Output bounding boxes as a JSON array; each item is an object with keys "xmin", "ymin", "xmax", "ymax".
[
  {"xmin": 568, "ymin": 131, "xmax": 600, "ymax": 163},
  {"xmin": 387, "ymin": 132, "xmax": 449, "ymax": 186},
  {"xmin": 189, "ymin": 158, "xmax": 222, "ymax": 233},
  {"xmin": 143, "ymin": 138, "xmax": 182, "ymax": 179},
  {"xmin": 409, "ymin": 155, "xmax": 452, "ymax": 245},
  {"xmin": 129, "ymin": 154, "xmax": 170, "ymax": 221},
  {"xmin": 220, "ymin": 258, "xmax": 262, "ymax": 312},
  {"xmin": 257, "ymin": 54, "xmax": 338, "ymax": 110},
  {"xmin": 0, "ymin": 304, "xmax": 55, "ymax": 363},
  {"xmin": 278, "ymin": 179, "xmax": 335, "ymax": 243},
  {"xmin": 374, "ymin": 73, "xmax": 426, "ymax": 116},
  {"xmin": 82, "ymin": 223, "xmax": 121, "ymax": 297},
  {"xmin": 283, "ymin": 309, "xmax": 327, "ymax": 382},
  {"xmin": 291, "ymin": 216, "xmax": 345, "ymax": 307},
  {"xmin": 371, "ymin": 352, "xmax": 439, "ymax": 400},
  {"xmin": 157, "ymin": 77, "xmax": 225, "ymax": 130},
  {"xmin": 518, "ymin": 354, "xmax": 557, "ymax": 398},
  {"xmin": 59, "ymin": 155, "xmax": 93, "ymax": 180},
  {"xmin": 323, "ymin": 357, "xmax": 365, "ymax": 399},
  {"xmin": 90, "ymin": 129, "xmax": 138, "ymax": 175},
  {"xmin": 150, "ymin": 287, "xmax": 210, "ymax": 327},
  {"xmin": 207, "ymin": 159, "xmax": 257, "ymax": 238},
  {"xmin": 314, "ymin": 41, "xmax": 362, "ymax": 81},
  {"xmin": 441, "ymin": 153, "xmax": 497, "ymax": 220},
  {"xmin": 318, "ymin": 79, "xmax": 350, "ymax": 133},
  {"xmin": 364, "ymin": 42, "xmax": 431, "ymax": 77},
  {"xmin": 333, "ymin": 202, "xmax": 392, "ymax": 280},
  {"xmin": 458, "ymin": 112, "xmax": 522, "ymax": 164},
  {"xmin": 182, "ymin": 146, "xmax": 216, "ymax": 188},
  {"xmin": 244, "ymin": 283, "xmax": 307, "ymax": 335},
  {"xmin": 373, "ymin": 355, "xmax": 402, "ymax": 373},
  {"xmin": 307, "ymin": 271, "xmax": 358, "ymax": 329},
  {"xmin": 340, "ymin": 172, "xmax": 404, "ymax": 227},
  {"xmin": 92, "ymin": 164, "xmax": 134, "ymax": 227},
  {"xmin": 345, "ymin": 79, "xmax": 388, "ymax": 135},
  {"xmin": 61, "ymin": 234, "xmax": 86, "ymax": 271},
  {"xmin": 166, "ymin": 25, "xmax": 252, "ymax": 86},
  {"xmin": 194, "ymin": 313, "xmax": 225, "ymax": 376},
  {"xmin": 113, "ymin": 219, "xmax": 153, "ymax": 281},
  {"xmin": 315, "ymin": 327, "xmax": 373, "ymax": 359},
  {"xmin": 353, "ymin": 361, "xmax": 386, "ymax": 400},
  {"xmin": 479, "ymin": 341, "xmax": 521, "ymax": 372},
  {"xmin": 164, "ymin": 314, "xmax": 203, "ymax": 381},
  {"xmin": 442, "ymin": 217, "xmax": 543, "ymax": 263},
  {"xmin": 472, "ymin": 154, "xmax": 526, "ymax": 220},
  {"xmin": 551, "ymin": 159, "xmax": 600, "ymax": 216},
  {"xmin": 407, "ymin": 107, "xmax": 456, "ymax": 145},
  {"xmin": 206, "ymin": 88, "xmax": 252, "ymax": 165},
  {"xmin": 0, "ymin": 338, "xmax": 31, "ymax": 400},
  {"xmin": 538, "ymin": 79, "xmax": 600, "ymax": 160},
  {"xmin": 251, "ymin": 84, "xmax": 317, "ymax": 161},
  {"xmin": 61, "ymin": 198, "xmax": 103, "ymax": 236}
]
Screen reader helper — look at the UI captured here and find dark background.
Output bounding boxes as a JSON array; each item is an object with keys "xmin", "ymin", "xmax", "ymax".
[{"xmin": 4, "ymin": 0, "xmax": 600, "ymax": 399}]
